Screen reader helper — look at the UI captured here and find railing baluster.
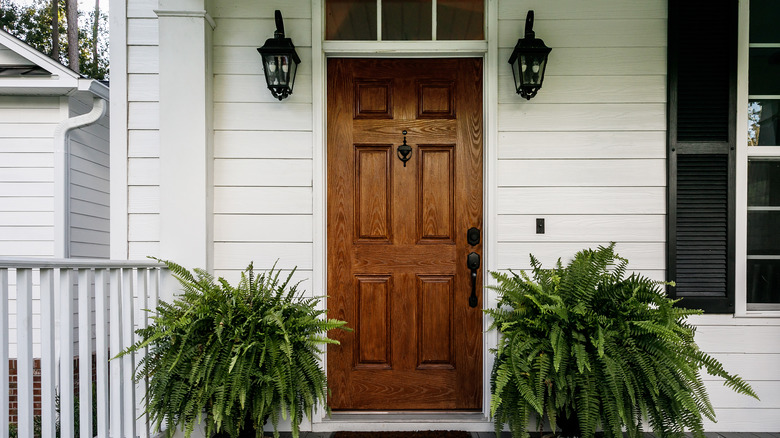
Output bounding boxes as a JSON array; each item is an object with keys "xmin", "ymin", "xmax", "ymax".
[
  {"xmin": 0, "ymin": 259, "xmax": 164, "ymax": 438},
  {"xmin": 40, "ymin": 268, "xmax": 56, "ymax": 438},
  {"xmin": 0, "ymin": 268, "xmax": 9, "ymax": 438},
  {"xmin": 122, "ymin": 269, "xmax": 136, "ymax": 438},
  {"xmin": 59, "ymin": 268, "xmax": 75, "ymax": 438},
  {"xmin": 78, "ymin": 269, "xmax": 94, "ymax": 438},
  {"xmin": 109, "ymin": 268, "xmax": 123, "ymax": 438},
  {"xmin": 15, "ymin": 268, "xmax": 33, "ymax": 438},
  {"xmin": 135, "ymin": 268, "xmax": 149, "ymax": 438},
  {"xmin": 95, "ymin": 269, "xmax": 109, "ymax": 438}
]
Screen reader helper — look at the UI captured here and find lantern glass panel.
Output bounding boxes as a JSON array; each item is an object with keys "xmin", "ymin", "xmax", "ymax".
[
  {"xmin": 519, "ymin": 54, "xmax": 546, "ymax": 86},
  {"xmin": 263, "ymin": 54, "xmax": 297, "ymax": 88}
]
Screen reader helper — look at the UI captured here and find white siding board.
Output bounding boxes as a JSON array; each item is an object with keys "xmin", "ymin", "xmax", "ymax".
[
  {"xmin": 496, "ymin": 242, "xmax": 665, "ymax": 270},
  {"xmin": 213, "ymin": 18, "xmax": 312, "ymax": 47},
  {"xmin": 213, "ymin": 159, "xmax": 312, "ymax": 187},
  {"xmin": 128, "ymin": 130, "xmax": 160, "ymax": 157},
  {"xmin": 214, "ymin": 74, "xmax": 313, "ymax": 104},
  {"xmin": 214, "ymin": 269, "xmax": 313, "ymax": 292},
  {"xmin": 0, "ymin": 197, "xmax": 52, "ymax": 212},
  {"xmin": 498, "ymin": 159, "xmax": 665, "ymax": 187},
  {"xmin": 0, "ymin": 153, "xmax": 53, "ymax": 167},
  {"xmin": 0, "ymin": 124, "xmax": 56, "ymax": 138},
  {"xmin": 695, "ymin": 325, "xmax": 780, "ymax": 354},
  {"xmin": 498, "ymin": 131, "xmax": 666, "ymax": 159},
  {"xmin": 0, "ymin": 227, "xmax": 54, "ymax": 241},
  {"xmin": 127, "ymin": 0, "xmax": 157, "ymax": 18},
  {"xmin": 498, "ymin": 103, "xmax": 666, "ymax": 132},
  {"xmin": 496, "ymin": 215, "xmax": 665, "ymax": 242},
  {"xmin": 128, "ymin": 74, "xmax": 159, "ymax": 101},
  {"xmin": 0, "ymin": 182, "xmax": 53, "ymax": 197},
  {"xmin": 128, "ymin": 102, "xmax": 159, "ymax": 130},
  {"xmin": 128, "ymin": 186, "xmax": 160, "ymax": 214},
  {"xmin": 0, "ymin": 46, "xmax": 33, "ymax": 64},
  {"xmin": 700, "ymin": 409, "xmax": 780, "ymax": 431},
  {"xmin": 0, "ymin": 138, "xmax": 51, "ymax": 152},
  {"xmin": 705, "ymin": 382, "xmax": 780, "ymax": 408},
  {"xmin": 127, "ymin": 46, "xmax": 159, "ymax": 73},
  {"xmin": 0, "ymin": 107, "xmax": 61, "ymax": 123},
  {"xmin": 127, "ymin": 19, "xmax": 159, "ymax": 45},
  {"xmin": 128, "ymin": 241, "xmax": 160, "ymax": 259},
  {"xmin": 497, "ymin": 187, "xmax": 666, "ymax": 215},
  {"xmin": 498, "ymin": 47, "xmax": 667, "ymax": 76},
  {"xmin": 214, "ymin": 215, "xmax": 313, "ymax": 242},
  {"xmin": 212, "ymin": 1, "xmax": 310, "ymax": 19},
  {"xmin": 214, "ymin": 131, "xmax": 312, "ymax": 159},
  {"xmin": 498, "ymin": 75, "xmax": 666, "ymax": 104},
  {"xmin": 0, "ymin": 241, "xmax": 53, "ymax": 256},
  {"xmin": 127, "ymin": 158, "xmax": 160, "ymax": 186},
  {"xmin": 214, "ymin": 46, "xmax": 312, "ymax": 75},
  {"xmin": 498, "ymin": 19, "xmax": 665, "ymax": 48},
  {"xmin": 214, "ymin": 103, "xmax": 313, "ymax": 131},
  {"xmin": 0, "ymin": 212, "xmax": 53, "ymax": 226},
  {"xmin": 213, "ymin": 242, "xmax": 312, "ymax": 270},
  {"xmin": 0, "ymin": 168, "xmax": 53, "ymax": 182},
  {"xmin": 0, "ymin": 96, "xmax": 59, "ymax": 109},
  {"xmin": 497, "ymin": 0, "xmax": 666, "ymax": 20},
  {"xmin": 708, "ymin": 354, "xmax": 780, "ymax": 382},
  {"xmin": 128, "ymin": 214, "xmax": 159, "ymax": 241},
  {"xmin": 213, "ymin": 187, "xmax": 312, "ymax": 214}
]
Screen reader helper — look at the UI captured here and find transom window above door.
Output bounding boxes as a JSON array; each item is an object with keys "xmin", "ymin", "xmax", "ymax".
[{"xmin": 325, "ymin": 0, "xmax": 484, "ymax": 41}]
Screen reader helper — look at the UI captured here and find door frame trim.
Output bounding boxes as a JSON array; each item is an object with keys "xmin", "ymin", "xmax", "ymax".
[{"xmin": 310, "ymin": 0, "xmax": 499, "ymax": 429}]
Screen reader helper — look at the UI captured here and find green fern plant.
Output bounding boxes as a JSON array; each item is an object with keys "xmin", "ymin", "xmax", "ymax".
[
  {"xmin": 118, "ymin": 260, "xmax": 349, "ymax": 438},
  {"xmin": 486, "ymin": 243, "xmax": 758, "ymax": 438}
]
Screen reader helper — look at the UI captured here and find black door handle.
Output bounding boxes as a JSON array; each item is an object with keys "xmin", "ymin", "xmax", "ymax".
[{"xmin": 467, "ymin": 252, "xmax": 480, "ymax": 308}]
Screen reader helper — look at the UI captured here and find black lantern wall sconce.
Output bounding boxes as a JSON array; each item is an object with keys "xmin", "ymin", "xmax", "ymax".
[
  {"xmin": 508, "ymin": 11, "xmax": 552, "ymax": 100},
  {"xmin": 257, "ymin": 10, "xmax": 301, "ymax": 101}
]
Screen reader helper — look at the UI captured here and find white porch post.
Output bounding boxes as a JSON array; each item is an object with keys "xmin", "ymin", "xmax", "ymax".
[{"xmin": 156, "ymin": 0, "xmax": 215, "ymax": 274}]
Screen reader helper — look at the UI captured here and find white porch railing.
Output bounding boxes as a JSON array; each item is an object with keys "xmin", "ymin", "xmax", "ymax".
[{"xmin": 1, "ymin": 258, "xmax": 169, "ymax": 438}]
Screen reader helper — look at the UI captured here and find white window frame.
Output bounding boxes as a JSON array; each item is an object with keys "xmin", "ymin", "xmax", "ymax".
[{"xmin": 735, "ymin": 0, "xmax": 780, "ymax": 316}]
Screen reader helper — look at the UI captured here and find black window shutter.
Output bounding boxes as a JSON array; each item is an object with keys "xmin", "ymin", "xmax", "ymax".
[{"xmin": 667, "ymin": 0, "xmax": 737, "ymax": 313}]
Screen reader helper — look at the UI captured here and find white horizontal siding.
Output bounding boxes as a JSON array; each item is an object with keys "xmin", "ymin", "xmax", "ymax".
[
  {"xmin": 0, "ymin": 44, "xmax": 34, "ymax": 64},
  {"xmin": 0, "ymin": 95, "xmax": 57, "ymax": 260},
  {"xmin": 125, "ymin": 0, "xmax": 161, "ymax": 256},
  {"xmin": 210, "ymin": 0, "xmax": 314, "ymax": 277}
]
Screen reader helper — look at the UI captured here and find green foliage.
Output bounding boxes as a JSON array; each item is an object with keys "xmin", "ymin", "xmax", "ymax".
[
  {"xmin": 0, "ymin": 0, "xmax": 108, "ymax": 79},
  {"xmin": 118, "ymin": 260, "xmax": 350, "ymax": 438},
  {"xmin": 485, "ymin": 243, "xmax": 758, "ymax": 438}
]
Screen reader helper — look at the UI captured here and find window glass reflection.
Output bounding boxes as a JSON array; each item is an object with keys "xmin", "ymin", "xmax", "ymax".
[
  {"xmin": 437, "ymin": 0, "xmax": 483, "ymax": 40},
  {"xmin": 748, "ymin": 100, "xmax": 780, "ymax": 146},
  {"xmin": 382, "ymin": 0, "xmax": 432, "ymax": 40},
  {"xmin": 326, "ymin": 0, "xmax": 377, "ymax": 40}
]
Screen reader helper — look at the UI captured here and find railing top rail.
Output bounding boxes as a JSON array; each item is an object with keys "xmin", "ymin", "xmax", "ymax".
[{"xmin": 0, "ymin": 257, "xmax": 166, "ymax": 269}]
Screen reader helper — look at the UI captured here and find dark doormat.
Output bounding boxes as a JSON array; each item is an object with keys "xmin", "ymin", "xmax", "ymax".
[{"xmin": 333, "ymin": 432, "xmax": 471, "ymax": 438}]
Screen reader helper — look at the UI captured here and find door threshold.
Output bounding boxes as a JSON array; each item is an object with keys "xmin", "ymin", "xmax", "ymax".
[{"xmin": 324, "ymin": 411, "xmax": 489, "ymax": 423}]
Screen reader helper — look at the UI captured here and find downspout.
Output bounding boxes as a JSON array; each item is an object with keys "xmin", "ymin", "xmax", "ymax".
[{"xmin": 53, "ymin": 96, "xmax": 107, "ymax": 258}]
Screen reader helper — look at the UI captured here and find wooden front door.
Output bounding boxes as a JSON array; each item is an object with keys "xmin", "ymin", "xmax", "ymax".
[{"xmin": 327, "ymin": 58, "xmax": 483, "ymax": 411}]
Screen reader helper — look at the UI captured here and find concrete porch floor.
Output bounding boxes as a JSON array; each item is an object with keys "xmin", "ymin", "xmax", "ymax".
[{"xmin": 286, "ymin": 434, "xmax": 780, "ymax": 438}]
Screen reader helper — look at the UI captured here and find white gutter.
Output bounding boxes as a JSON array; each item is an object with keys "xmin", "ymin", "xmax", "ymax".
[{"xmin": 53, "ymin": 95, "xmax": 108, "ymax": 258}]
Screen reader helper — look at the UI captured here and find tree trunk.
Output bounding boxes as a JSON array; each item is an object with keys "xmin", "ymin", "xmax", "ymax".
[
  {"xmin": 92, "ymin": 0, "xmax": 99, "ymax": 70},
  {"xmin": 50, "ymin": 0, "xmax": 59, "ymax": 60},
  {"xmin": 65, "ymin": 0, "xmax": 78, "ymax": 73}
]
